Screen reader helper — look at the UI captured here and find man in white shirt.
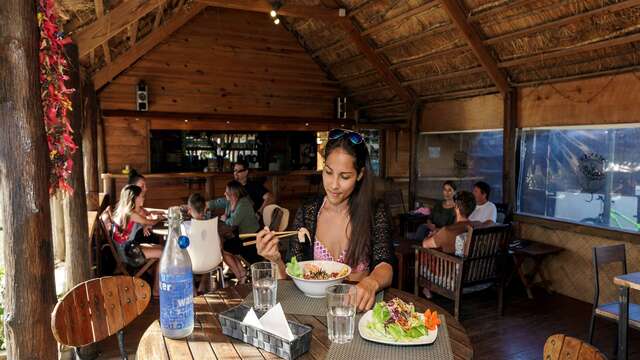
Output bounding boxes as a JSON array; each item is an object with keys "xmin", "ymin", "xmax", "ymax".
[{"xmin": 469, "ymin": 181, "xmax": 497, "ymax": 225}]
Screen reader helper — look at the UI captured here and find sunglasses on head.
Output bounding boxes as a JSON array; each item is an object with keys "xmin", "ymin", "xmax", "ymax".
[{"xmin": 328, "ymin": 128, "xmax": 364, "ymax": 145}]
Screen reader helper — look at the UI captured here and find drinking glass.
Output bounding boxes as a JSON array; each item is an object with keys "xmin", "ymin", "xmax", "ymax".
[
  {"xmin": 326, "ymin": 284, "xmax": 356, "ymax": 344},
  {"xmin": 251, "ymin": 262, "xmax": 278, "ymax": 311}
]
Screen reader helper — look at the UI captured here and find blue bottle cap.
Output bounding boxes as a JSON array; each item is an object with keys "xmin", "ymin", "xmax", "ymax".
[{"xmin": 178, "ymin": 235, "xmax": 190, "ymax": 249}]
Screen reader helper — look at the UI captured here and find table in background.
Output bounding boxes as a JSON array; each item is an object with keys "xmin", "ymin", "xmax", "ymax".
[
  {"xmin": 614, "ymin": 272, "xmax": 640, "ymax": 360},
  {"xmin": 136, "ymin": 282, "xmax": 473, "ymax": 360},
  {"xmin": 508, "ymin": 239, "xmax": 563, "ymax": 299}
]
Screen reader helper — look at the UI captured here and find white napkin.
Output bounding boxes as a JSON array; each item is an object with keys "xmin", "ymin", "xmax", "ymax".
[{"xmin": 242, "ymin": 303, "xmax": 294, "ymax": 341}]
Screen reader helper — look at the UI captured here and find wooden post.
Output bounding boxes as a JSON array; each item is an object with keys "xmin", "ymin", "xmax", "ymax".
[
  {"xmin": 0, "ymin": 0, "xmax": 58, "ymax": 358},
  {"xmin": 97, "ymin": 109, "xmax": 106, "ymax": 192},
  {"xmin": 408, "ymin": 101, "xmax": 422, "ymax": 209},
  {"xmin": 83, "ymin": 76, "xmax": 99, "ymax": 211},
  {"xmin": 502, "ymin": 89, "xmax": 518, "ymax": 208},
  {"xmin": 62, "ymin": 43, "xmax": 92, "ymax": 288}
]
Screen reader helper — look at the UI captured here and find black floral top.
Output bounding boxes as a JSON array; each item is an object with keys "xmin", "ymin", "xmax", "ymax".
[{"xmin": 286, "ymin": 196, "xmax": 395, "ymax": 272}]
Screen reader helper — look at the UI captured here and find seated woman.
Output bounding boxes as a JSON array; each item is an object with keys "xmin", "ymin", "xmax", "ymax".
[
  {"xmin": 207, "ymin": 180, "xmax": 260, "ymax": 284},
  {"xmin": 411, "ymin": 181, "xmax": 456, "ymax": 242},
  {"xmin": 256, "ymin": 129, "xmax": 395, "ymax": 311},
  {"xmin": 112, "ymin": 184, "xmax": 163, "ymax": 296}
]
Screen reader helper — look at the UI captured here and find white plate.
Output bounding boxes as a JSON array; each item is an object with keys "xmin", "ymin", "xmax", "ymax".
[{"xmin": 357, "ymin": 310, "xmax": 438, "ymax": 345}]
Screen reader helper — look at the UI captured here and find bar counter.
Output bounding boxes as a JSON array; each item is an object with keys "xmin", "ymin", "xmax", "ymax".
[{"xmin": 101, "ymin": 170, "xmax": 322, "ymax": 210}]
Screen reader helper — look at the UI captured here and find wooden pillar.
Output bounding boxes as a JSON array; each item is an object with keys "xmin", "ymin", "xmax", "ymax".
[
  {"xmin": 82, "ymin": 76, "xmax": 99, "ymax": 211},
  {"xmin": 62, "ymin": 43, "xmax": 92, "ymax": 288},
  {"xmin": 0, "ymin": 0, "xmax": 58, "ymax": 358},
  {"xmin": 408, "ymin": 101, "xmax": 422, "ymax": 209},
  {"xmin": 97, "ymin": 109, "xmax": 106, "ymax": 192},
  {"xmin": 502, "ymin": 89, "xmax": 518, "ymax": 208}
]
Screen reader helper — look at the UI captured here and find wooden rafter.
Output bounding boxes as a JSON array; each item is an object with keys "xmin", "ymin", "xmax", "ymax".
[
  {"xmin": 93, "ymin": 3, "xmax": 207, "ymax": 90},
  {"xmin": 358, "ymin": 100, "xmax": 406, "ymax": 110},
  {"xmin": 361, "ymin": 1, "xmax": 439, "ymax": 36},
  {"xmin": 499, "ymin": 32, "xmax": 640, "ymax": 68},
  {"xmin": 93, "ymin": 0, "xmax": 111, "ymax": 65},
  {"xmin": 129, "ymin": 21, "xmax": 139, "ymax": 47},
  {"xmin": 419, "ymin": 86, "xmax": 498, "ymax": 101},
  {"xmin": 440, "ymin": 0, "xmax": 509, "ymax": 95},
  {"xmin": 339, "ymin": 18, "xmax": 414, "ymax": 104},
  {"xmin": 388, "ymin": 45, "xmax": 468, "ymax": 69},
  {"xmin": 196, "ymin": 0, "xmax": 344, "ymax": 20},
  {"xmin": 74, "ymin": 0, "xmax": 165, "ymax": 57},
  {"xmin": 401, "ymin": 66, "xmax": 485, "ymax": 86},
  {"xmin": 153, "ymin": 1, "xmax": 168, "ymax": 29},
  {"xmin": 467, "ymin": 0, "xmax": 530, "ymax": 22},
  {"xmin": 485, "ymin": 0, "xmax": 640, "ymax": 46}
]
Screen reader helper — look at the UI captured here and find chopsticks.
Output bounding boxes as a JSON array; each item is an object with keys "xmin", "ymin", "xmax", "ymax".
[{"xmin": 240, "ymin": 230, "xmax": 299, "ymax": 246}]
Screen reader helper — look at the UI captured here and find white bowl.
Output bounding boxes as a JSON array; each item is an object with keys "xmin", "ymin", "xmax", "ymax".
[{"xmin": 286, "ymin": 260, "xmax": 351, "ymax": 298}]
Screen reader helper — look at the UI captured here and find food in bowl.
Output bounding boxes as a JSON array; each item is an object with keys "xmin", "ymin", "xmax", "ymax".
[{"xmin": 285, "ymin": 258, "xmax": 351, "ymax": 298}]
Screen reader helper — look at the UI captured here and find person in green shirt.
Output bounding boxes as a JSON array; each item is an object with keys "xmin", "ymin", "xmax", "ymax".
[{"xmin": 207, "ymin": 180, "xmax": 261, "ymax": 283}]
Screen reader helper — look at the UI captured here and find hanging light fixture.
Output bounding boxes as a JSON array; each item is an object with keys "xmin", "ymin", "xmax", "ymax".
[
  {"xmin": 270, "ymin": 1, "xmax": 282, "ymax": 25},
  {"xmin": 274, "ymin": 17, "xmax": 280, "ymax": 25}
]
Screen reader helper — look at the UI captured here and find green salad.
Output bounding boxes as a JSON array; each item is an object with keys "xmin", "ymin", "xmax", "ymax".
[
  {"xmin": 286, "ymin": 257, "xmax": 303, "ymax": 278},
  {"xmin": 366, "ymin": 298, "xmax": 427, "ymax": 341}
]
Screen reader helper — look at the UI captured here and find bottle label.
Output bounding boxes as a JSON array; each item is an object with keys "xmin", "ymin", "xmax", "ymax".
[{"xmin": 159, "ymin": 272, "xmax": 194, "ymax": 331}]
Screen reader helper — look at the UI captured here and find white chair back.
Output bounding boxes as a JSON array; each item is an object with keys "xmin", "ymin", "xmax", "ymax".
[{"xmin": 181, "ymin": 217, "xmax": 223, "ymax": 274}]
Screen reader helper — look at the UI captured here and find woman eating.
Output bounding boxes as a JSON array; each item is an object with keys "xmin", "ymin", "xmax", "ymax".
[
  {"xmin": 256, "ymin": 129, "xmax": 394, "ymax": 311},
  {"xmin": 112, "ymin": 184, "xmax": 163, "ymax": 296}
]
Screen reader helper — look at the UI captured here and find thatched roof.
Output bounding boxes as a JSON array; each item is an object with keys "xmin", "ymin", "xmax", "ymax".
[{"xmin": 59, "ymin": 0, "xmax": 640, "ymax": 122}]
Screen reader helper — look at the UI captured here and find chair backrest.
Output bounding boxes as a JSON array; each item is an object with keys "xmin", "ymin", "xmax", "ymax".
[
  {"xmin": 543, "ymin": 334, "xmax": 606, "ymax": 360},
  {"xmin": 494, "ymin": 202, "xmax": 511, "ymax": 224},
  {"xmin": 462, "ymin": 223, "xmax": 511, "ymax": 284},
  {"xmin": 51, "ymin": 276, "xmax": 150, "ymax": 347},
  {"xmin": 383, "ymin": 189, "xmax": 405, "ymax": 217},
  {"xmin": 263, "ymin": 204, "xmax": 290, "ymax": 232},
  {"xmin": 592, "ymin": 244, "xmax": 627, "ymax": 306},
  {"xmin": 183, "ymin": 217, "xmax": 223, "ymax": 274}
]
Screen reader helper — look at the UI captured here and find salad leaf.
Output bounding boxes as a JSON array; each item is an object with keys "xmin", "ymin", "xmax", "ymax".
[
  {"xmin": 372, "ymin": 301, "xmax": 390, "ymax": 323},
  {"xmin": 286, "ymin": 257, "xmax": 303, "ymax": 278}
]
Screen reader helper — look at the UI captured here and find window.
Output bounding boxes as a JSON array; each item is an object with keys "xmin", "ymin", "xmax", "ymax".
[
  {"xmin": 416, "ymin": 131, "xmax": 503, "ymax": 202},
  {"xmin": 518, "ymin": 126, "xmax": 640, "ymax": 232}
]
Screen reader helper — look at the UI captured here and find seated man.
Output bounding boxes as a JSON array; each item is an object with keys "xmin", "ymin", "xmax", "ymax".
[
  {"xmin": 421, "ymin": 191, "xmax": 481, "ymax": 298},
  {"xmin": 233, "ymin": 160, "xmax": 274, "ymax": 214},
  {"xmin": 468, "ymin": 181, "xmax": 497, "ymax": 225}
]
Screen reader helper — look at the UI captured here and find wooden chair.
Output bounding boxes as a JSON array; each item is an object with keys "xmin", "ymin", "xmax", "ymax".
[
  {"xmin": 383, "ymin": 189, "xmax": 406, "ymax": 218},
  {"xmin": 51, "ymin": 276, "xmax": 151, "ymax": 360},
  {"xmin": 414, "ymin": 223, "xmax": 511, "ymax": 320},
  {"xmin": 89, "ymin": 194, "xmax": 113, "ymax": 277},
  {"xmin": 544, "ymin": 334, "xmax": 607, "ymax": 360},
  {"xmin": 99, "ymin": 208, "xmax": 158, "ymax": 278},
  {"xmin": 588, "ymin": 244, "xmax": 640, "ymax": 353}
]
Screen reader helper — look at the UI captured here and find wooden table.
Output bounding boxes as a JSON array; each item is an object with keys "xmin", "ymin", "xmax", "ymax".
[
  {"xmin": 614, "ymin": 272, "xmax": 640, "ymax": 360},
  {"xmin": 136, "ymin": 282, "xmax": 473, "ymax": 359},
  {"xmin": 509, "ymin": 239, "xmax": 563, "ymax": 299}
]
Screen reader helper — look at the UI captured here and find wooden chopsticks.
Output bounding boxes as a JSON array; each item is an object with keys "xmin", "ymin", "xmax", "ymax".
[{"xmin": 240, "ymin": 230, "xmax": 299, "ymax": 246}]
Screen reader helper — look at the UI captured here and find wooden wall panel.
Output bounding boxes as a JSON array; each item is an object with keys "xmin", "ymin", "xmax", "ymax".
[
  {"xmin": 385, "ymin": 129, "xmax": 410, "ymax": 178},
  {"xmin": 519, "ymin": 223, "xmax": 640, "ymax": 304},
  {"xmin": 99, "ymin": 8, "xmax": 340, "ymax": 118},
  {"xmin": 104, "ymin": 117, "xmax": 149, "ymax": 173},
  {"xmin": 519, "ymin": 72, "xmax": 640, "ymax": 128},
  {"xmin": 420, "ymin": 94, "xmax": 504, "ymax": 132}
]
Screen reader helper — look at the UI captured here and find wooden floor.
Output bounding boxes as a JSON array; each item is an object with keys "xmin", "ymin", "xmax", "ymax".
[{"xmin": 95, "ymin": 284, "xmax": 640, "ymax": 360}]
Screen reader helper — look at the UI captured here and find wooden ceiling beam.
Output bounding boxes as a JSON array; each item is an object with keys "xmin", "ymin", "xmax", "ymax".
[
  {"xmin": 74, "ymin": 0, "xmax": 165, "ymax": 57},
  {"xmin": 485, "ymin": 0, "xmax": 640, "ymax": 45},
  {"xmin": 357, "ymin": 99, "xmax": 406, "ymax": 110},
  {"xmin": 401, "ymin": 66, "xmax": 485, "ymax": 86},
  {"xmin": 129, "ymin": 21, "xmax": 139, "ymax": 47},
  {"xmin": 419, "ymin": 86, "xmax": 498, "ymax": 101},
  {"xmin": 153, "ymin": 1, "xmax": 168, "ymax": 29},
  {"xmin": 196, "ymin": 0, "xmax": 345, "ymax": 20},
  {"xmin": 93, "ymin": 3, "xmax": 207, "ymax": 90},
  {"xmin": 467, "ymin": 0, "xmax": 530, "ymax": 22},
  {"xmin": 388, "ymin": 45, "xmax": 468, "ymax": 70},
  {"xmin": 440, "ymin": 0, "xmax": 509, "ymax": 95},
  {"xmin": 338, "ymin": 18, "xmax": 414, "ymax": 104},
  {"xmin": 498, "ymin": 32, "xmax": 640, "ymax": 68},
  {"xmin": 361, "ymin": 1, "xmax": 439, "ymax": 36}
]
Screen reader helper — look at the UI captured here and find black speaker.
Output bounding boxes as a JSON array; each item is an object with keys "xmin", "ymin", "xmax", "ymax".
[
  {"xmin": 336, "ymin": 96, "xmax": 347, "ymax": 119},
  {"xmin": 136, "ymin": 81, "xmax": 148, "ymax": 111}
]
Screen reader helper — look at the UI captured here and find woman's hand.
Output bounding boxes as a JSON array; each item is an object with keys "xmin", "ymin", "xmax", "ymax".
[
  {"xmin": 354, "ymin": 276, "xmax": 379, "ymax": 312},
  {"xmin": 143, "ymin": 225, "xmax": 152, "ymax": 237},
  {"xmin": 256, "ymin": 226, "xmax": 281, "ymax": 263}
]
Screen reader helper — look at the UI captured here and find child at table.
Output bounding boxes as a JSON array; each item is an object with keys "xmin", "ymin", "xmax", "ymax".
[{"xmin": 186, "ymin": 193, "xmax": 248, "ymax": 285}]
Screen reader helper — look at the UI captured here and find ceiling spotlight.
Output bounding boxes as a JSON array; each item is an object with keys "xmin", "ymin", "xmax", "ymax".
[
  {"xmin": 270, "ymin": 9, "xmax": 277, "ymax": 17},
  {"xmin": 274, "ymin": 17, "xmax": 280, "ymax": 25}
]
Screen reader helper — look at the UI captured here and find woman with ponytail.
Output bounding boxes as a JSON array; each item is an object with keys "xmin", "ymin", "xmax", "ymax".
[{"xmin": 256, "ymin": 129, "xmax": 394, "ymax": 311}]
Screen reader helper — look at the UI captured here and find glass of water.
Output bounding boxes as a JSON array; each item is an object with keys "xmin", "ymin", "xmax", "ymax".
[
  {"xmin": 326, "ymin": 284, "xmax": 356, "ymax": 344},
  {"xmin": 251, "ymin": 262, "xmax": 277, "ymax": 311}
]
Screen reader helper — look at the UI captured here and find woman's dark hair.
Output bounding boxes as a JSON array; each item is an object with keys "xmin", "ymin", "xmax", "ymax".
[
  {"xmin": 443, "ymin": 180, "xmax": 457, "ymax": 191},
  {"xmin": 453, "ymin": 191, "xmax": 476, "ymax": 218},
  {"xmin": 323, "ymin": 135, "xmax": 375, "ymax": 268},
  {"xmin": 128, "ymin": 168, "xmax": 145, "ymax": 185},
  {"xmin": 226, "ymin": 180, "xmax": 248, "ymax": 199}
]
